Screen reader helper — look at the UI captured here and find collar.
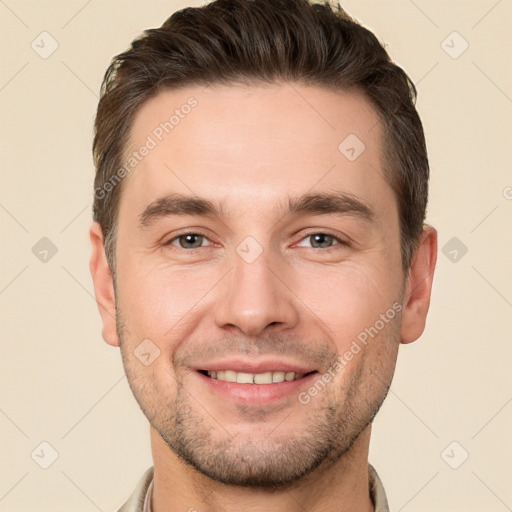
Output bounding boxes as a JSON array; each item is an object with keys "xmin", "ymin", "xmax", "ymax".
[{"xmin": 120, "ymin": 462, "xmax": 389, "ymax": 512}]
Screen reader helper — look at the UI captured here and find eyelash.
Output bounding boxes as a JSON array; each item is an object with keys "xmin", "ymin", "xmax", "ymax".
[{"xmin": 163, "ymin": 231, "xmax": 349, "ymax": 252}]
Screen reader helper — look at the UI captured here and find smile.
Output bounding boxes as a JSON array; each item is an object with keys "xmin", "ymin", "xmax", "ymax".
[{"xmin": 199, "ymin": 369, "xmax": 316, "ymax": 384}]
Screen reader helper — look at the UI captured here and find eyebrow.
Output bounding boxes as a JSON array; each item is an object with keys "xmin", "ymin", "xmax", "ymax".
[{"xmin": 138, "ymin": 191, "xmax": 375, "ymax": 228}]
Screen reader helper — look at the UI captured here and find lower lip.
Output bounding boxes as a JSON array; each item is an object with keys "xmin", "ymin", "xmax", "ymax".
[{"xmin": 195, "ymin": 371, "xmax": 319, "ymax": 405}]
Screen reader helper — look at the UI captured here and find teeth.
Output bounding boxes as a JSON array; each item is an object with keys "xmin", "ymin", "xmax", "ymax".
[
  {"xmin": 206, "ymin": 370, "xmax": 306, "ymax": 384},
  {"xmin": 236, "ymin": 372, "xmax": 254, "ymax": 384},
  {"xmin": 223, "ymin": 370, "xmax": 237, "ymax": 382},
  {"xmin": 254, "ymin": 372, "xmax": 272, "ymax": 384},
  {"xmin": 272, "ymin": 371, "xmax": 285, "ymax": 383}
]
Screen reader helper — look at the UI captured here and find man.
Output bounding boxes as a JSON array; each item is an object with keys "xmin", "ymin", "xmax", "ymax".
[{"xmin": 89, "ymin": 0, "xmax": 437, "ymax": 510}]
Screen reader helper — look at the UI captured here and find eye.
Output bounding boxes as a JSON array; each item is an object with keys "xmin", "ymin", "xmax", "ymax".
[
  {"xmin": 163, "ymin": 231, "xmax": 347, "ymax": 252},
  {"xmin": 296, "ymin": 232, "xmax": 347, "ymax": 250},
  {"xmin": 165, "ymin": 233, "xmax": 212, "ymax": 250}
]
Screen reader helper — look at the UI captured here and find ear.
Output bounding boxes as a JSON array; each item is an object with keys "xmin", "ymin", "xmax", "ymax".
[
  {"xmin": 400, "ymin": 225, "xmax": 438, "ymax": 344},
  {"xmin": 89, "ymin": 222, "xmax": 119, "ymax": 347}
]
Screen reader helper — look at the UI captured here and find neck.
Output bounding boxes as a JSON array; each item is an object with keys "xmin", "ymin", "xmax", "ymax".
[{"xmin": 149, "ymin": 424, "xmax": 375, "ymax": 512}]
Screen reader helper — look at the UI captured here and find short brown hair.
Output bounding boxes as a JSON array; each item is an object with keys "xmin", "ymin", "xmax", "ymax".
[{"xmin": 93, "ymin": 0, "xmax": 429, "ymax": 275}]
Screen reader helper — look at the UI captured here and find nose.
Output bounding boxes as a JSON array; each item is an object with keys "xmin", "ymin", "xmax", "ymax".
[{"xmin": 213, "ymin": 249, "xmax": 300, "ymax": 337}]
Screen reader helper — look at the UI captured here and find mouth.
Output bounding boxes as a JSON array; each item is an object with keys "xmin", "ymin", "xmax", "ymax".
[
  {"xmin": 192, "ymin": 359, "xmax": 321, "ymax": 405},
  {"xmin": 195, "ymin": 368, "xmax": 320, "ymax": 405},
  {"xmin": 197, "ymin": 369, "xmax": 318, "ymax": 384}
]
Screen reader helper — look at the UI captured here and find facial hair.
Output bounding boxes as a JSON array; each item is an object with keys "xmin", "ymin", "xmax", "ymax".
[{"xmin": 116, "ymin": 304, "xmax": 401, "ymax": 489}]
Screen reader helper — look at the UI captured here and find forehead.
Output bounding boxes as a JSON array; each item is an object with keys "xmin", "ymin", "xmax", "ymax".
[{"xmin": 120, "ymin": 82, "xmax": 396, "ymax": 226}]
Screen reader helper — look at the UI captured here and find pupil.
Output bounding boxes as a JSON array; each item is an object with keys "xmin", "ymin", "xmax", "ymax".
[
  {"xmin": 183, "ymin": 234, "xmax": 200, "ymax": 248},
  {"xmin": 313, "ymin": 234, "xmax": 329, "ymax": 248}
]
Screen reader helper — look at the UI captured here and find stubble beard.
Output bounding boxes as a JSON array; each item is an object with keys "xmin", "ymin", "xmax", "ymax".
[{"xmin": 114, "ymin": 286, "xmax": 400, "ymax": 489}]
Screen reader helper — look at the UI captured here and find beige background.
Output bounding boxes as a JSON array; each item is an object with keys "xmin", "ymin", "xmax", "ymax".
[{"xmin": 1, "ymin": 0, "xmax": 511, "ymax": 510}]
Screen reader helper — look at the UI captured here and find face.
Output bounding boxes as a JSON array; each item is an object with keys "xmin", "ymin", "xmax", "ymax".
[{"xmin": 103, "ymin": 83, "xmax": 409, "ymax": 487}]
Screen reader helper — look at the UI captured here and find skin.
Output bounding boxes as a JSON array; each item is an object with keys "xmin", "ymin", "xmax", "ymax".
[{"xmin": 90, "ymin": 82, "xmax": 437, "ymax": 512}]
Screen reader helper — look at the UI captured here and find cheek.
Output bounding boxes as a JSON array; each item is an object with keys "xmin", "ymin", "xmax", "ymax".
[
  {"xmin": 293, "ymin": 261, "xmax": 399, "ymax": 347},
  {"xmin": 115, "ymin": 261, "xmax": 218, "ymax": 343}
]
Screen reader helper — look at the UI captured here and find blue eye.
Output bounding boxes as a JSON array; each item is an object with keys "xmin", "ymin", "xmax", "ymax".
[
  {"xmin": 166, "ymin": 233, "xmax": 210, "ymax": 249},
  {"xmin": 163, "ymin": 231, "xmax": 348, "ymax": 252},
  {"xmin": 297, "ymin": 233, "xmax": 346, "ymax": 249}
]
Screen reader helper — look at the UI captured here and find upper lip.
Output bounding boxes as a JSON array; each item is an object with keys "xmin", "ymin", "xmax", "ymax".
[{"xmin": 193, "ymin": 358, "xmax": 318, "ymax": 374}]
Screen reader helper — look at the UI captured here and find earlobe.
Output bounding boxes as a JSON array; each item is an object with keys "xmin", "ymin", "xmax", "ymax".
[
  {"xmin": 89, "ymin": 222, "xmax": 119, "ymax": 347},
  {"xmin": 400, "ymin": 225, "xmax": 438, "ymax": 344}
]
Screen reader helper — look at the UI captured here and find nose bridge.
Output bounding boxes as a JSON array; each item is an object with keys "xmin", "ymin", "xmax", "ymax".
[{"xmin": 213, "ymin": 242, "xmax": 299, "ymax": 336}]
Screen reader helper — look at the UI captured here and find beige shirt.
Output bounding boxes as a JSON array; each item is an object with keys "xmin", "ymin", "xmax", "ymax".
[{"xmin": 116, "ymin": 463, "xmax": 389, "ymax": 512}]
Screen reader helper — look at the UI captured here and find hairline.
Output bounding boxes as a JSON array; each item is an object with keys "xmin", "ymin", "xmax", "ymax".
[{"xmin": 103, "ymin": 80, "xmax": 411, "ymax": 277}]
